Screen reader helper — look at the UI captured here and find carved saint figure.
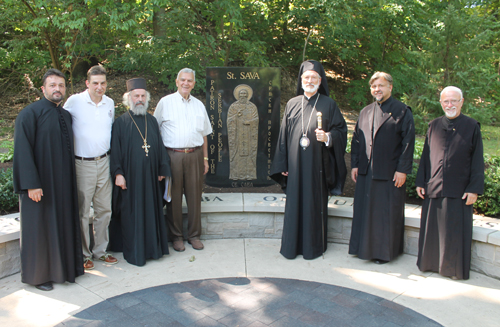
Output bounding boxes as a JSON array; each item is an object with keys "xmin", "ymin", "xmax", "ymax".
[{"xmin": 227, "ymin": 85, "xmax": 259, "ymax": 180}]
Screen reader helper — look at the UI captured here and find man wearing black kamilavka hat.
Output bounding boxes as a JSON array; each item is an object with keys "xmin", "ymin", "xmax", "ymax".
[
  {"xmin": 108, "ymin": 78, "xmax": 171, "ymax": 266},
  {"xmin": 270, "ymin": 60, "xmax": 347, "ymax": 259}
]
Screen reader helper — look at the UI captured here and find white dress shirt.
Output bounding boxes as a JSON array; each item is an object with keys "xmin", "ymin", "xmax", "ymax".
[{"xmin": 154, "ymin": 91, "xmax": 212, "ymax": 148}]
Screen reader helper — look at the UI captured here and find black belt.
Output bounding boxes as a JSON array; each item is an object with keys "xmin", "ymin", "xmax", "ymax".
[
  {"xmin": 75, "ymin": 151, "xmax": 110, "ymax": 161},
  {"xmin": 166, "ymin": 146, "xmax": 201, "ymax": 153}
]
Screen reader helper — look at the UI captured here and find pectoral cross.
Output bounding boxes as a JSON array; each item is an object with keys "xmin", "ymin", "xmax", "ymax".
[{"xmin": 142, "ymin": 141, "xmax": 150, "ymax": 156}]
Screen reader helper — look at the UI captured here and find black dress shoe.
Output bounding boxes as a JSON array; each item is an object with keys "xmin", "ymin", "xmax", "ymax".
[
  {"xmin": 35, "ymin": 282, "xmax": 53, "ymax": 291},
  {"xmin": 373, "ymin": 259, "xmax": 389, "ymax": 265}
]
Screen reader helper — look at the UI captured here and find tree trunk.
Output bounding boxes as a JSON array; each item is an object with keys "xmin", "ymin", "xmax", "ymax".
[{"xmin": 153, "ymin": 5, "xmax": 166, "ymax": 37}]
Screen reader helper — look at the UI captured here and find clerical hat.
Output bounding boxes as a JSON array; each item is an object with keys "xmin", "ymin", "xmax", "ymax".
[
  {"xmin": 126, "ymin": 78, "xmax": 147, "ymax": 92},
  {"xmin": 296, "ymin": 60, "xmax": 329, "ymax": 97}
]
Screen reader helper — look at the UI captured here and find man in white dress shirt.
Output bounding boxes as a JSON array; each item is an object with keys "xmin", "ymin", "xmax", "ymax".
[
  {"xmin": 64, "ymin": 65, "xmax": 118, "ymax": 269},
  {"xmin": 154, "ymin": 68, "xmax": 212, "ymax": 251}
]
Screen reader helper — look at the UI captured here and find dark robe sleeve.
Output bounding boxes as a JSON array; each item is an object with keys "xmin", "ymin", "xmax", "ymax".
[
  {"xmin": 13, "ymin": 107, "xmax": 42, "ymax": 193},
  {"xmin": 464, "ymin": 124, "xmax": 484, "ymax": 195},
  {"xmin": 323, "ymin": 101, "xmax": 347, "ymax": 195},
  {"xmin": 396, "ymin": 108, "xmax": 415, "ymax": 174},
  {"xmin": 415, "ymin": 130, "xmax": 430, "ymax": 188},
  {"xmin": 110, "ymin": 118, "xmax": 125, "ymax": 179},
  {"xmin": 350, "ymin": 121, "xmax": 361, "ymax": 169},
  {"xmin": 269, "ymin": 106, "xmax": 289, "ymax": 190}
]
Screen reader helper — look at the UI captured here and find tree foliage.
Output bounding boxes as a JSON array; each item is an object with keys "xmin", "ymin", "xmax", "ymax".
[{"xmin": 1, "ymin": 0, "xmax": 499, "ymax": 126}]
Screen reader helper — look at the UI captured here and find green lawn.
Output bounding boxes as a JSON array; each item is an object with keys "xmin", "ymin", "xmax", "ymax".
[{"xmin": 481, "ymin": 125, "xmax": 500, "ymax": 156}]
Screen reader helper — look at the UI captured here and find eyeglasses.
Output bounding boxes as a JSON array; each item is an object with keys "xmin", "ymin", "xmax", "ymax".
[
  {"xmin": 440, "ymin": 99, "xmax": 461, "ymax": 105},
  {"xmin": 370, "ymin": 84, "xmax": 388, "ymax": 90},
  {"xmin": 302, "ymin": 74, "xmax": 319, "ymax": 82}
]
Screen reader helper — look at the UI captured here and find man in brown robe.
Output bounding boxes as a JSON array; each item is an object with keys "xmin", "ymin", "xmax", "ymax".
[{"xmin": 416, "ymin": 86, "xmax": 484, "ymax": 280}]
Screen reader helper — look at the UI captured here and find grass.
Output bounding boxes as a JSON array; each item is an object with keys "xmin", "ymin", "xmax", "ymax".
[{"xmin": 481, "ymin": 125, "xmax": 500, "ymax": 156}]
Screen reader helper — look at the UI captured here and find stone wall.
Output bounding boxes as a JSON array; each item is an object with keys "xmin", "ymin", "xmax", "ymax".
[
  {"xmin": 2, "ymin": 194, "xmax": 500, "ymax": 280},
  {"xmin": 0, "ymin": 239, "xmax": 20, "ymax": 279}
]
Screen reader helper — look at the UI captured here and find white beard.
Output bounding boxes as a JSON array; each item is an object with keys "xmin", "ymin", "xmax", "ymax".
[
  {"xmin": 444, "ymin": 106, "xmax": 457, "ymax": 118},
  {"xmin": 130, "ymin": 101, "xmax": 148, "ymax": 115},
  {"xmin": 302, "ymin": 82, "xmax": 320, "ymax": 94}
]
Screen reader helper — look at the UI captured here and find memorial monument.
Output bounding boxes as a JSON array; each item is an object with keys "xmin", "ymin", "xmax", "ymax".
[
  {"xmin": 205, "ymin": 67, "xmax": 281, "ymax": 188},
  {"xmin": 227, "ymin": 85, "xmax": 259, "ymax": 180}
]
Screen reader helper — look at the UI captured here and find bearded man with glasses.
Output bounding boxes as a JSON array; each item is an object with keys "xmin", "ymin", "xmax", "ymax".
[
  {"xmin": 415, "ymin": 86, "xmax": 484, "ymax": 280},
  {"xmin": 271, "ymin": 60, "xmax": 347, "ymax": 260},
  {"xmin": 349, "ymin": 71, "xmax": 415, "ymax": 264}
]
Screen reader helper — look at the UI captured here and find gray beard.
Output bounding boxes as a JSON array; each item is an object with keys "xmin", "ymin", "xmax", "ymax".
[{"xmin": 130, "ymin": 101, "xmax": 148, "ymax": 115}]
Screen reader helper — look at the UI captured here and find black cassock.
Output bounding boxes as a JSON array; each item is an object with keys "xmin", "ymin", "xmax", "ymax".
[
  {"xmin": 13, "ymin": 98, "xmax": 84, "ymax": 285},
  {"xmin": 416, "ymin": 115, "xmax": 484, "ymax": 280},
  {"xmin": 271, "ymin": 93, "xmax": 347, "ymax": 259},
  {"xmin": 108, "ymin": 112, "xmax": 170, "ymax": 266},
  {"xmin": 349, "ymin": 97, "xmax": 415, "ymax": 262}
]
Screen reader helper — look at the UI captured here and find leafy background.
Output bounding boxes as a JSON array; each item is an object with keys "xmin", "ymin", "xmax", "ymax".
[{"xmin": 0, "ymin": 0, "xmax": 499, "ymax": 215}]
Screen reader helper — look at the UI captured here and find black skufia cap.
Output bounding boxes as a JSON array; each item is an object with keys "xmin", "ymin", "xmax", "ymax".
[{"xmin": 126, "ymin": 78, "xmax": 147, "ymax": 92}]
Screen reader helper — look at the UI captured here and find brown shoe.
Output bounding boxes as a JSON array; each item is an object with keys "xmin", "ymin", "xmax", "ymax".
[
  {"xmin": 84, "ymin": 257, "xmax": 94, "ymax": 270},
  {"xmin": 99, "ymin": 253, "xmax": 118, "ymax": 264},
  {"xmin": 188, "ymin": 239, "xmax": 204, "ymax": 250},
  {"xmin": 173, "ymin": 240, "xmax": 185, "ymax": 252}
]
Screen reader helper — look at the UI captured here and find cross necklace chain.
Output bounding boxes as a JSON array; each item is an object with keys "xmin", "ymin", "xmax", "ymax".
[{"xmin": 128, "ymin": 111, "xmax": 150, "ymax": 156}]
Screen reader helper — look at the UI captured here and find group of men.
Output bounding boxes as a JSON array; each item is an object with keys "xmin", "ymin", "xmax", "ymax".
[
  {"xmin": 13, "ymin": 60, "xmax": 483, "ymax": 291},
  {"xmin": 13, "ymin": 67, "xmax": 210, "ymax": 291},
  {"xmin": 272, "ymin": 60, "xmax": 483, "ymax": 281}
]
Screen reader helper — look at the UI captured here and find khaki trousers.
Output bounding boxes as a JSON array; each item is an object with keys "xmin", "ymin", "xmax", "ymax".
[
  {"xmin": 166, "ymin": 147, "xmax": 203, "ymax": 241},
  {"xmin": 75, "ymin": 156, "xmax": 112, "ymax": 258}
]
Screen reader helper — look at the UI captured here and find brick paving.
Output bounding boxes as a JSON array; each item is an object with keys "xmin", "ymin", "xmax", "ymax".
[{"xmin": 57, "ymin": 278, "xmax": 442, "ymax": 327}]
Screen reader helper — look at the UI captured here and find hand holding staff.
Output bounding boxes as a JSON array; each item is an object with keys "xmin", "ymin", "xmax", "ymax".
[{"xmin": 316, "ymin": 112, "xmax": 328, "ymax": 142}]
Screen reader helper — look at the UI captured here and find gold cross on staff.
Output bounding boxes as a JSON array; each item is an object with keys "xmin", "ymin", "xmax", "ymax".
[{"xmin": 142, "ymin": 141, "xmax": 151, "ymax": 156}]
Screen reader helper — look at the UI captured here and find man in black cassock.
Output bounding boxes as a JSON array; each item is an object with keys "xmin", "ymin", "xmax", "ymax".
[
  {"xmin": 349, "ymin": 72, "xmax": 415, "ymax": 264},
  {"xmin": 270, "ymin": 60, "xmax": 347, "ymax": 260},
  {"xmin": 13, "ymin": 69, "xmax": 84, "ymax": 291},
  {"xmin": 416, "ymin": 86, "xmax": 484, "ymax": 280},
  {"xmin": 108, "ymin": 78, "xmax": 171, "ymax": 266}
]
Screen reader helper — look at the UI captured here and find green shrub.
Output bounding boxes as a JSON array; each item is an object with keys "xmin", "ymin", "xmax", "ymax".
[
  {"xmin": 0, "ymin": 168, "xmax": 18, "ymax": 213},
  {"xmin": 406, "ymin": 139, "xmax": 425, "ymax": 199},
  {"xmin": 413, "ymin": 138, "xmax": 424, "ymax": 160},
  {"xmin": 475, "ymin": 155, "xmax": 500, "ymax": 217},
  {"xmin": 406, "ymin": 162, "xmax": 420, "ymax": 200},
  {"xmin": 412, "ymin": 113, "xmax": 429, "ymax": 137},
  {"xmin": 0, "ymin": 140, "xmax": 14, "ymax": 163},
  {"xmin": 345, "ymin": 135, "xmax": 352, "ymax": 154}
]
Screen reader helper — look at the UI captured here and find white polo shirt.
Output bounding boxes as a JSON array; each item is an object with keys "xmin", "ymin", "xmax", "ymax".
[
  {"xmin": 154, "ymin": 91, "xmax": 212, "ymax": 148},
  {"xmin": 64, "ymin": 90, "xmax": 115, "ymax": 157}
]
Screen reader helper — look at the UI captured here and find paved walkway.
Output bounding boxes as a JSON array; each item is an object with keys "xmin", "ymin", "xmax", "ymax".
[
  {"xmin": 1, "ymin": 239, "xmax": 499, "ymax": 327},
  {"xmin": 59, "ymin": 277, "xmax": 441, "ymax": 327}
]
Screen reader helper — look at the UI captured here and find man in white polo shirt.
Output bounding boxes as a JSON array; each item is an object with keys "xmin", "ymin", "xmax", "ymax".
[
  {"xmin": 64, "ymin": 65, "xmax": 118, "ymax": 270},
  {"xmin": 154, "ymin": 68, "xmax": 212, "ymax": 252}
]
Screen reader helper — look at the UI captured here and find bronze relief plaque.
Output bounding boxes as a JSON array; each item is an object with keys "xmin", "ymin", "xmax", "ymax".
[{"xmin": 205, "ymin": 67, "xmax": 281, "ymax": 188}]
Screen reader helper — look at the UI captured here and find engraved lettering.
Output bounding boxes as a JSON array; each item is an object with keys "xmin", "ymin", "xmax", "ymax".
[{"xmin": 239, "ymin": 72, "xmax": 261, "ymax": 79}]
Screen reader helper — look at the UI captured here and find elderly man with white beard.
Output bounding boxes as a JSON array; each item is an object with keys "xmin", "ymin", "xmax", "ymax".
[
  {"xmin": 108, "ymin": 78, "xmax": 171, "ymax": 266},
  {"xmin": 416, "ymin": 86, "xmax": 484, "ymax": 280},
  {"xmin": 270, "ymin": 60, "xmax": 347, "ymax": 260}
]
